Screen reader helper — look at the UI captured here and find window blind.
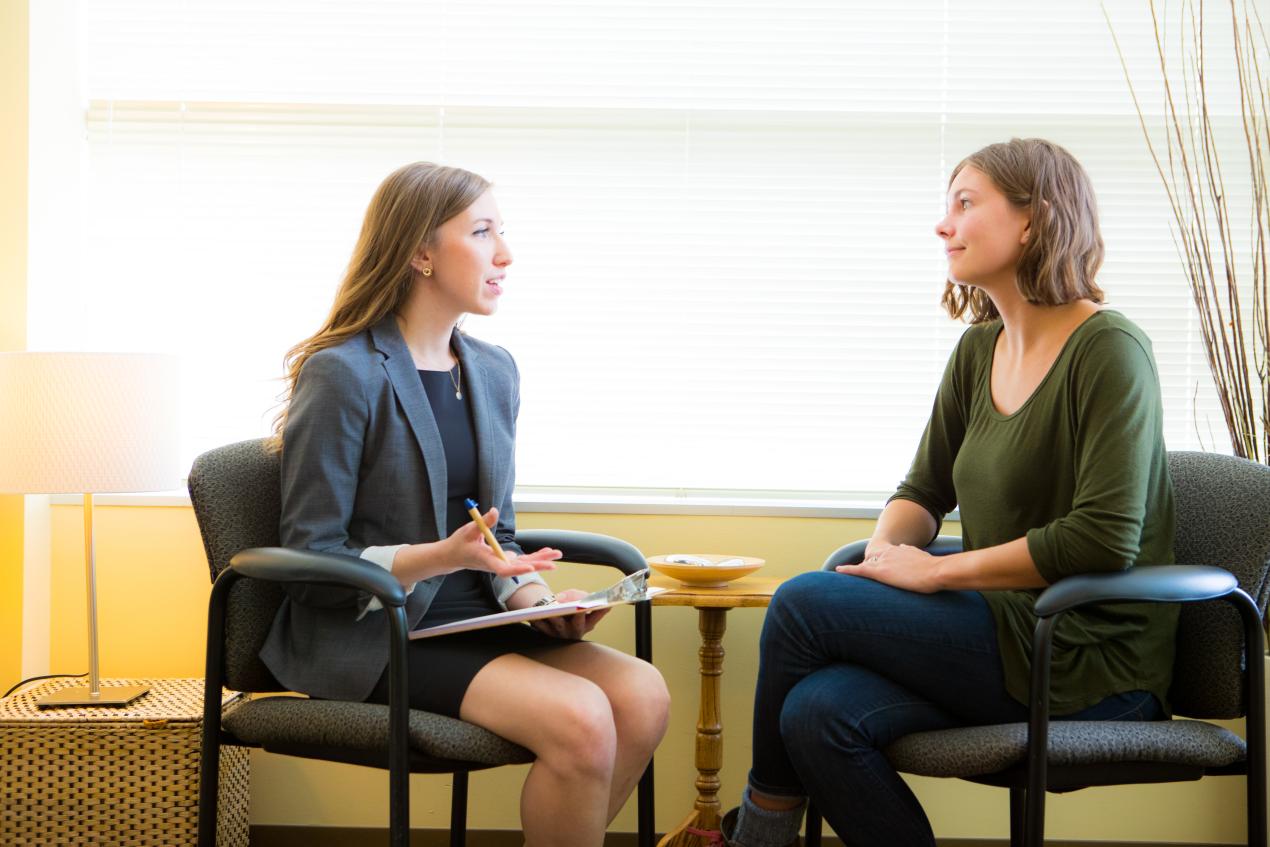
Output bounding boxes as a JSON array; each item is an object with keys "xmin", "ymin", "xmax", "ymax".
[{"xmin": 28, "ymin": 0, "xmax": 1253, "ymax": 499}]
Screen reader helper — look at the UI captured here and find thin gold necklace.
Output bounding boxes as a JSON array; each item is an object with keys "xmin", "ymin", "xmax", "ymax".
[{"xmin": 447, "ymin": 357, "xmax": 462, "ymax": 400}]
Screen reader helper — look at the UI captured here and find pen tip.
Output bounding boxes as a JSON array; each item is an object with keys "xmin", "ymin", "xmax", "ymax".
[{"xmin": 465, "ymin": 498, "xmax": 478, "ymax": 509}]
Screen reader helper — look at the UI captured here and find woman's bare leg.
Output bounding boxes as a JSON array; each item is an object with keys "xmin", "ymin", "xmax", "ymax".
[
  {"xmin": 460, "ymin": 653, "xmax": 618, "ymax": 847},
  {"xmin": 529, "ymin": 642, "xmax": 671, "ymax": 821}
]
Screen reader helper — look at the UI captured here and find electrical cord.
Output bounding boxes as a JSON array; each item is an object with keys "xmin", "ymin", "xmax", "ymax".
[{"xmin": 3, "ymin": 672, "xmax": 88, "ymax": 699}]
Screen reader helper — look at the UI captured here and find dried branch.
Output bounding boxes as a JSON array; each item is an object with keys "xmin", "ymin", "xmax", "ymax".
[{"xmin": 1106, "ymin": 0, "xmax": 1270, "ymax": 462}]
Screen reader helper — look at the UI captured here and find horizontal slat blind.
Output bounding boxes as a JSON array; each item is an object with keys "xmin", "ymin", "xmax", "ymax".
[{"xmin": 28, "ymin": 0, "xmax": 1255, "ymax": 498}]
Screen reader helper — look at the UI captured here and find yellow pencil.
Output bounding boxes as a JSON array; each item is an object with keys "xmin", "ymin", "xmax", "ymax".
[{"xmin": 464, "ymin": 498, "xmax": 508, "ymax": 562}]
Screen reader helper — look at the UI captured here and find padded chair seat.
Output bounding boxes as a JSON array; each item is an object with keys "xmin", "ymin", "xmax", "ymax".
[
  {"xmin": 223, "ymin": 695, "xmax": 535, "ymax": 766},
  {"xmin": 886, "ymin": 719, "xmax": 1247, "ymax": 778}
]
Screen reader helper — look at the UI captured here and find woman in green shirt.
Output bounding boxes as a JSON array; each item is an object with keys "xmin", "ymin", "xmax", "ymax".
[{"xmin": 723, "ymin": 139, "xmax": 1176, "ymax": 847}]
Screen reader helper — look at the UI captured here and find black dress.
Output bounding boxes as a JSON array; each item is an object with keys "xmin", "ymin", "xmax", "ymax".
[{"xmin": 364, "ymin": 366, "xmax": 562, "ymax": 718}]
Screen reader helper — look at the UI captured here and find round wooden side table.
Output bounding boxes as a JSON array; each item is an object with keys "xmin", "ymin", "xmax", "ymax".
[{"xmin": 650, "ymin": 571, "xmax": 784, "ymax": 847}]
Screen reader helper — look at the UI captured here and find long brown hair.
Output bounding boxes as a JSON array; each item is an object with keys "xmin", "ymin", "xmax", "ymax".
[
  {"xmin": 941, "ymin": 138, "xmax": 1105, "ymax": 323},
  {"xmin": 270, "ymin": 162, "xmax": 490, "ymax": 448}
]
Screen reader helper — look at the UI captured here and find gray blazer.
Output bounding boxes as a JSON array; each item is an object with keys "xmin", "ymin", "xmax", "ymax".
[{"xmin": 260, "ymin": 314, "xmax": 542, "ymax": 701}]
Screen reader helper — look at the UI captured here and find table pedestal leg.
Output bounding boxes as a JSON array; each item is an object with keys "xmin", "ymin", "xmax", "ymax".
[{"xmin": 658, "ymin": 606, "xmax": 729, "ymax": 847}]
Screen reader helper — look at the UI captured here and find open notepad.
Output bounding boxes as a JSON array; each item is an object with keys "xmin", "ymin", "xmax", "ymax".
[{"xmin": 409, "ymin": 567, "xmax": 666, "ymax": 640}]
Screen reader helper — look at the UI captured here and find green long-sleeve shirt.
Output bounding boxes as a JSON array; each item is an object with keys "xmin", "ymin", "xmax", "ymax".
[{"xmin": 892, "ymin": 310, "xmax": 1177, "ymax": 715}]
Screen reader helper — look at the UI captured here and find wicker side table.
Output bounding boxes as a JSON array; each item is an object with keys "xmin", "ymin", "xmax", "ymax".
[{"xmin": 0, "ymin": 677, "xmax": 249, "ymax": 846}]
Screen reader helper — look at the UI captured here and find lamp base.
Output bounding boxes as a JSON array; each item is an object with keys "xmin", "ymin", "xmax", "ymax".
[{"xmin": 36, "ymin": 683, "xmax": 150, "ymax": 709}]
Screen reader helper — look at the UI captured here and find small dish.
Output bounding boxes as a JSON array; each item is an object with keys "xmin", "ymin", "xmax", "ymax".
[{"xmin": 647, "ymin": 554, "xmax": 765, "ymax": 588}]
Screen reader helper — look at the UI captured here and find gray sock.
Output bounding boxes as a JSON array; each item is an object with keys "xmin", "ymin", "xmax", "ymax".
[{"xmin": 732, "ymin": 786, "xmax": 806, "ymax": 847}]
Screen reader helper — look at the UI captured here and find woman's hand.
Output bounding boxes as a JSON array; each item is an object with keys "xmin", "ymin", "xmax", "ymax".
[
  {"xmin": 843, "ymin": 537, "xmax": 1047, "ymax": 592},
  {"xmin": 528, "ymin": 588, "xmax": 611, "ymax": 640},
  {"xmin": 863, "ymin": 540, "xmax": 896, "ymax": 561},
  {"xmin": 837, "ymin": 543, "xmax": 946, "ymax": 593},
  {"xmin": 436, "ymin": 507, "xmax": 561, "ymax": 579}
]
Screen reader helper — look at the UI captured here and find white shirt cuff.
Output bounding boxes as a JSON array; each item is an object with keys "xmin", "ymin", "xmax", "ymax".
[
  {"xmin": 495, "ymin": 571, "xmax": 548, "ymax": 605},
  {"xmin": 357, "ymin": 544, "xmax": 413, "ymax": 619}
]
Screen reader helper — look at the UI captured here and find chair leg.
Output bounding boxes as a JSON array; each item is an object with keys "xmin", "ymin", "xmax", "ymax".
[
  {"xmin": 1253, "ymin": 761, "xmax": 1269, "ymax": 847},
  {"xmin": 636, "ymin": 600, "xmax": 656, "ymax": 847},
  {"xmin": 200, "ymin": 574, "xmax": 234, "ymax": 847},
  {"xmin": 1235, "ymin": 590, "xmax": 1267, "ymax": 847},
  {"xmin": 390, "ymin": 772, "xmax": 409, "ymax": 847},
  {"xmin": 451, "ymin": 771, "xmax": 469, "ymax": 847},
  {"xmin": 1022, "ymin": 784, "xmax": 1045, "ymax": 847},
  {"xmin": 1008, "ymin": 788, "xmax": 1025, "ymax": 847},
  {"xmin": 196, "ymin": 739, "xmax": 219, "ymax": 847},
  {"xmin": 804, "ymin": 802, "xmax": 822, "ymax": 847},
  {"xmin": 638, "ymin": 759, "xmax": 655, "ymax": 847}
]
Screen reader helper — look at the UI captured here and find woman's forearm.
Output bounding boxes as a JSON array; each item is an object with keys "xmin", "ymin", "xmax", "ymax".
[
  {"xmin": 869, "ymin": 499, "xmax": 939, "ymax": 552},
  {"xmin": 389, "ymin": 541, "xmax": 453, "ymax": 586},
  {"xmin": 846, "ymin": 531, "xmax": 1048, "ymax": 593},
  {"xmin": 852, "ymin": 503, "xmax": 1047, "ymax": 593},
  {"xmin": 936, "ymin": 536, "xmax": 1048, "ymax": 591}
]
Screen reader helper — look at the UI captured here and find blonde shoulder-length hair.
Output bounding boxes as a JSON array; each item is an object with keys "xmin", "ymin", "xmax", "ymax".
[
  {"xmin": 941, "ymin": 138, "xmax": 1105, "ymax": 323},
  {"xmin": 269, "ymin": 162, "xmax": 490, "ymax": 449}
]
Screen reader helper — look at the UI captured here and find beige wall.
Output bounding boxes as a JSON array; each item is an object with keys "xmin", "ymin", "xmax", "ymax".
[
  {"xmin": 0, "ymin": 0, "xmax": 29, "ymax": 695},
  {"xmin": 46, "ymin": 503, "xmax": 1248, "ymax": 842}
]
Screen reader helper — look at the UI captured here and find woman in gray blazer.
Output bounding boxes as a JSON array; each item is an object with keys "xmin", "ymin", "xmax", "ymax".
[{"xmin": 267, "ymin": 162, "xmax": 670, "ymax": 846}]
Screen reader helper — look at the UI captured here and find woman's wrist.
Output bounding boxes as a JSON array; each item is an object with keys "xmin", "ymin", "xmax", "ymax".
[
  {"xmin": 392, "ymin": 540, "xmax": 448, "ymax": 584},
  {"xmin": 865, "ymin": 537, "xmax": 896, "ymax": 558},
  {"xmin": 931, "ymin": 552, "xmax": 962, "ymax": 591},
  {"xmin": 507, "ymin": 582, "xmax": 554, "ymax": 611}
]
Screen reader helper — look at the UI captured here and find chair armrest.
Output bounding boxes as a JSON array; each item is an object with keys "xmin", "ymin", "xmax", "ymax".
[
  {"xmin": 1033, "ymin": 564, "xmax": 1238, "ymax": 618},
  {"xmin": 229, "ymin": 546, "xmax": 408, "ymax": 607},
  {"xmin": 515, "ymin": 529, "xmax": 647, "ymax": 576},
  {"xmin": 821, "ymin": 535, "xmax": 964, "ymax": 570},
  {"xmin": 1022, "ymin": 562, "xmax": 1248, "ymax": 808}
]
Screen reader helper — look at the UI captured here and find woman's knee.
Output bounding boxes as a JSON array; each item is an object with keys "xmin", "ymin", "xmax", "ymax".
[
  {"xmin": 761, "ymin": 571, "xmax": 851, "ymax": 651},
  {"xmin": 769, "ymin": 570, "xmax": 889, "ymax": 617},
  {"xmin": 778, "ymin": 673, "xmax": 863, "ymax": 763},
  {"xmin": 611, "ymin": 660, "xmax": 671, "ymax": 750},
  {"xmin": 537, "ymin": 679, "xmax": 619, "ymax": 777},
  {"xmin": 769, "ymin": 571, "xmax": 834, "ymax": 612},
  {"xmin": 777, "ymin": 665, "xmax": 914, "ymax": 769},
  {"xmin": 780, "ymin": 665, "xmax": 954, "ymax": 772}
]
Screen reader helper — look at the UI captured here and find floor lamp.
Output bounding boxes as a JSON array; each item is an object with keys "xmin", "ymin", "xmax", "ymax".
[{"xmin": 0, "ymin": 352, "xmax": 181, "ymax": 708}]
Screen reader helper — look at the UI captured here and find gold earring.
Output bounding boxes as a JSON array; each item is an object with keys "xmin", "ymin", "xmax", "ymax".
[{"xmin": 421, "ymin": 266, "xmax": 433, "ymax": 277}]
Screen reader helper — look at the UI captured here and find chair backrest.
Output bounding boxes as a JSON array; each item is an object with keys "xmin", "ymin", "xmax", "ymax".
[
  {"xmin": 188, "ymin": 437, "xmax": 286, "ymax": 692},
  {"xmin": 1167, "ymin": 450, "xmax": 1270, "ymax": 718}
]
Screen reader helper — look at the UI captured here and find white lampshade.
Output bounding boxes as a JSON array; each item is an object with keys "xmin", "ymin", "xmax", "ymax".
[{"xmin": 0, "ymin": 352, "xmax": 182, "ymax": 494}]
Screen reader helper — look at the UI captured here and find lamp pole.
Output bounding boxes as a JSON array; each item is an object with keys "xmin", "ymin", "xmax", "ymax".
[
  {"xmin": 0, "ymin": 352, "xmax": 178, "ymax": 709},
  {"xmin": 35, "ymin": 492, "xmax": 150, "ymax": 708}
]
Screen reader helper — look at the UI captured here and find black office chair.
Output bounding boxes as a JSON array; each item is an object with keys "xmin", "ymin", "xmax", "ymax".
[
  {"xmin": 804, "ymin": 451, "xmax": 1270, "ymax": 847},
  {"xmin": 189, "ymin": 438, "xmax": 655, "ymax": 847}
]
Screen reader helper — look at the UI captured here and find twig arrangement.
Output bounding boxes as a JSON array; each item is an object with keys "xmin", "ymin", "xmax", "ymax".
[{"xmin": 1106, "ymin": 0, "xmax": 1269, "ymax": 462}]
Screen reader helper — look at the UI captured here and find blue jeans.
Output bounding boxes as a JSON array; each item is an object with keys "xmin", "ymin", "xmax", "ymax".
[{"xmin": 747, "ymin": 572, "xmax": 1162, "ymax": 847}]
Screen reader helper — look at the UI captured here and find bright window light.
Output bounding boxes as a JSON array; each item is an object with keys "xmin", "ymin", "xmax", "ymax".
[{"xmin": 28, "ymin": 1, "xmax": 1238, "ymax": 501}]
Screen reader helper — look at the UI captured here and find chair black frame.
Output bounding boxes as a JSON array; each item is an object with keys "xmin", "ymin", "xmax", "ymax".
[
  {"xmin": 192, "ymin": 441, "xmax": 656, "ymax": 847},
  {"xmin": 803, "ymin": 533, "xmax": 1267, "ymax": 847}
]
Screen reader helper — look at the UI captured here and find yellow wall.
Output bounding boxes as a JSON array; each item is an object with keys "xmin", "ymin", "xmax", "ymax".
[
  {"xmin": 47, "ymin": 503, "xmax": 1249, "ymax": 843},
  {"xmin": 0, "ymin": 0, "xmax": 29, "ymax": 695}
]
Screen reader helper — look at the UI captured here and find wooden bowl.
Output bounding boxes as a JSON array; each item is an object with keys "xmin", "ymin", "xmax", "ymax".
[{"xmin": 647, "ymin": 554, "xmax": 765, "ymax": 588}]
